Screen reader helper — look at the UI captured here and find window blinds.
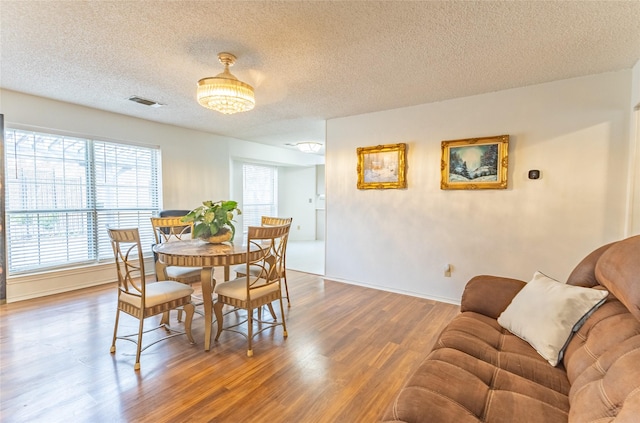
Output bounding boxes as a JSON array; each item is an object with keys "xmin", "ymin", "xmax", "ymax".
[
  {"xmin": 242, "ymin": 163, "xmax": 278, "ymax": 239},
  {"xmin": 4, "ymin": 129, "xmax": 160, "ymax": 274}
]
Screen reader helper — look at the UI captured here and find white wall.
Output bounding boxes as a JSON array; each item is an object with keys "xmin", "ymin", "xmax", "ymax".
[
  {"xmin": 1, "ymin": 89, "xmax": 232, "ymax": 209},
  {"xmin": 316, "ymin": 165, "xmax": 326, "ymax": 240},
  {"xmin": 279, "ymin": 166, "xmax": 317, "ymax": 241},
  {"xmin": 0, "ymin": 89, "xmax": 321, "ymax": 301},
  {"xmin": 325, "ymin": 71, "xmax": 634, "ymax": 304},
  {"xmin": 3, "ymin": 69, "xmax": 636, "ymax": 303}
]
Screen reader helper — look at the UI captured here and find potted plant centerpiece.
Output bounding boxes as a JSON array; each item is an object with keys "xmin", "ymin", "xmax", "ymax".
[{"xmin": 181, "ymin": 200, "xmax": 242, "ymax": 243}]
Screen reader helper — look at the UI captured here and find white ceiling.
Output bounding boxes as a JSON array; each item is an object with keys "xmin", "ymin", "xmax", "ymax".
[{"xmin": 1, "ymin": 1, "xmax": 639, "ymax": 152}]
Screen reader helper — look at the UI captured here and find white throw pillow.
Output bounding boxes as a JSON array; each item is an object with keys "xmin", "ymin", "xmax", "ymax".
[{"xmin": 497, "ymin": 271, "xmax": 608, "ymax": 366}]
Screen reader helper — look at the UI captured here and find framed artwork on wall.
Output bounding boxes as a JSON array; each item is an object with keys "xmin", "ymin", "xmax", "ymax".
[
  {"xmin": 357, "ymin": 143, "xmax": 407, "ymax": 190},
  {"xmin": 441, "ymin": 135, "xmax": 509, "ymax": 190}
]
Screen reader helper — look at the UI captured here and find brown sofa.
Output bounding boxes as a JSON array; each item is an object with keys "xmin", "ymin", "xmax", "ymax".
[{"xmin": 381, "ymin": 235, "xmax": 640, "ymax": 422}]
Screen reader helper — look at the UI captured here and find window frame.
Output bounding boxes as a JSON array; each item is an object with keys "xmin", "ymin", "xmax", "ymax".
[
  {"xmin": 241, "ymin": 163, "xmax": 279, "ymax": 240},
  {"xmin": 4, "ymin": 127, "xmax": 161, "ymax": 275}
]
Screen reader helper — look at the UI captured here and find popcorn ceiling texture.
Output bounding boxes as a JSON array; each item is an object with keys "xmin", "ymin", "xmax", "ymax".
[{"xmin": 1, "ymin": 1, "xmax": 638, "ymax": 147}]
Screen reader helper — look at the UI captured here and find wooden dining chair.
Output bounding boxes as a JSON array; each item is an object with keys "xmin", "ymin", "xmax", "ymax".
[
  {"xmin": 151, "ymin": 216, "xmax": 204, "ymax": 320},
  {"xmin": 107, "ymin": 227, "xmax": 195, "ymax": 370},
  {"xmin": 150, "ymin": 216, "xmax": 201, "ymax": 285},
  {"xmin": 233, "ymin": 216, "xmax": 293, "ymax": 306},
  {"xmin": 214, "ymin": 223, "xmax": 291, "ymax": 357}
]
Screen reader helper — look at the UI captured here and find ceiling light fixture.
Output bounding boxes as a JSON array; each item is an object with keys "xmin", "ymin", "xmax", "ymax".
[
  {"xmin": 197, "ymin": 52, "xmax": 255, "ymax": 114},
  {"xmin": 296, "ymin": 142, "xmax": 323, "ymax": 153}
]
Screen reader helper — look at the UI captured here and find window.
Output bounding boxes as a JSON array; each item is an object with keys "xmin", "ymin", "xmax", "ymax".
[
  {"xmin": 4, "ymin": 128, "xmax": 160, "ymax": 274},
  {"xmin": 242, "ymin": 163, "xmax": 278, "ymax": 238}
]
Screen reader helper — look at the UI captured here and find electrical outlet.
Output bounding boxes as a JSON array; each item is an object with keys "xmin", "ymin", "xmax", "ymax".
[{"xmin": 444, "ymin": 263, "xmax": 452, "ymax": 277}]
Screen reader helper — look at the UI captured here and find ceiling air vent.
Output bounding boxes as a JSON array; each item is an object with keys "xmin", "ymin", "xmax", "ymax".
[{"xmin": 128, "ymin": 96, "xmax": 165, "ymax": 108}]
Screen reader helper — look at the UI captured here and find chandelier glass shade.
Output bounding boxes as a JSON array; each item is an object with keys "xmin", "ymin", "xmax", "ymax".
[{"xmin": 197, "ymin": 53, "xmax": 255, "ymax": 114}]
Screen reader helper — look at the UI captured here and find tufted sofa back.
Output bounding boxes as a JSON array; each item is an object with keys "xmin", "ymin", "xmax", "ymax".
[{"xmin": 563, "ymin": 235, "xmax": 640, "ymax": 422}]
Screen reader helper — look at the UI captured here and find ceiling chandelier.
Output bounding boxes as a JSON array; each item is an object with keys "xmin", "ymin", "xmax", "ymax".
[{"xmin": 197, "ymin": 52, "xmax": 255, "ymax": 114}]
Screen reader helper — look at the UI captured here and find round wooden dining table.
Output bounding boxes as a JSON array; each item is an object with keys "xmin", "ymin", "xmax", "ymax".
[{"xmin": 153, "ymin": 239, "xmax": 263, "ymax": 351}]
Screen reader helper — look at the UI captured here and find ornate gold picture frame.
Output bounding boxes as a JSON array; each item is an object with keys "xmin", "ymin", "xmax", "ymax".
[
  {"xmin": 357, "ymin": 143, "xmax": 407, "ymax": 190},
  {"xmin": 441, "ymin": 135, "xmax": 509, "ymax": 190}
]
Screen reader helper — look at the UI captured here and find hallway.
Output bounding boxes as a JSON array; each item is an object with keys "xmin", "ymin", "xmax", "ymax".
[{"xmin": 286, "ymin": 240, "xmax": 324, "ymax": 275}]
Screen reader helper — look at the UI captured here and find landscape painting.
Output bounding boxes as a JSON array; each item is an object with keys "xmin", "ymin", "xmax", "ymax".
[
  {"xmin": 357, "ymin": 143, "xmax": 407, "ymax": 190},
  {"xmin": 441, "ymin": 135, "xmax": 509, "ymax": 190}
]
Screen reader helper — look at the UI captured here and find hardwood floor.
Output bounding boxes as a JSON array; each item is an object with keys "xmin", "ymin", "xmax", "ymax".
[{"xmin": 0, "ymin": 270, "xmax": 459, "ymax": 423}]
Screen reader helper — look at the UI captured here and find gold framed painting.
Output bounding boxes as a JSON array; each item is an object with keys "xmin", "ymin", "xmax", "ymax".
[
  {"xmin": 441, "ymin": 135, "xmax": 509, "ymax": 190},
  {"xmin": 357, "ymin": 143, "xmax": 407, "ymax": 190}
]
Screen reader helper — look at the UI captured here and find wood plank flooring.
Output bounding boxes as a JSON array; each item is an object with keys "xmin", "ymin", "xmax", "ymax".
[{"xmin": 0, "ymin": 270, "xmax": 459, "ymax": 423}]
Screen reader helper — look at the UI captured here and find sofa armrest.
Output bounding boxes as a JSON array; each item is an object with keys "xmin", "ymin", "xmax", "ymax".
[{"xmin": 460, "ymin": 275, "xmax": 526, "ymax": 319}]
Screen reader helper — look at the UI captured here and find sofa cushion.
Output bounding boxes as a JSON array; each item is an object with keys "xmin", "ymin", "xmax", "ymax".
[
  {"xmin": 594, "ymin": 235, "xmax": 640, "ymax": 321},
  {"xmin": 461, "ymin": 275, "xmax": 526, "ymax": 319},
  {"xmin": 382, "ymin": 311, "xmax": 571, "ymax": 422},
  {"xmin": 497, "ymin": 272, "xmax": 608, "ymax": 366},
  {"xmin": 562, "ymin": 297, "xmax": 640, "ymax": 422},
  {"xmin": 566, "ymin": 242, "xmax": 615, "ymax": 287}
]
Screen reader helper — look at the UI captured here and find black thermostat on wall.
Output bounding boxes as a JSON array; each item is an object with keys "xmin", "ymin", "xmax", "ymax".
[{"xmin": 528, "ymin": 170, "xmax": 540, "ymax": 180}]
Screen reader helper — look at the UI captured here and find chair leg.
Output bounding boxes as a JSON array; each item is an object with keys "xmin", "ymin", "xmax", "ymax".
[
  {"xmin": 247, "ymin": 307, "xmax": 254, "ymax": 357},
  {"xmin": 214, "ymin": 301, "xmax": 224, "ymax": 341},
  {"xmin": 177, "ymin": 281, "xmax": 200, "ymax": 322},
  {"xmin": 279, "ymin": 298, "xmax": 288, "ymax": 337},
  {"xmin": 183, "ymin": 302, "xmax": 195, "ymax": 344},
  {"xmin": 283, "ymin": 272, "xmax": 291, "ymax": 307},
  {"xmin": 160, "ymin": 311, "xmax": 170, "ymax": 327},
  {"xmin": 110, "ymin": 309, "xmax": 120, "ymax": 353},
  {"xmin": 134, "ymin": 317, "xmax": 145, "ymax": 371},
  {"xmin": 267, "ymin": 303, "xmax": 276, "ymax": 320}
]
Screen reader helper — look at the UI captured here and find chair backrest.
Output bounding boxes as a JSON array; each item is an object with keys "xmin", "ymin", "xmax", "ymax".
[
  {"xmin": 245, "ymin": 223, "xmax": 291, "ymax": 293},
  {"xmin": 261, "ymin": 216, "xmax": 293, "ymax": 227},
  {"xmin": 150, "ymin": 216, "xmax": 193, "ymax": 244},
  {"xmin": 160, "ymin": 209, "xmax": 191, "ymax": 218},
  {"xmin": 260, "ymin": 216, "xmax": 292, "ymax": 272},
  {"xmin": 107, "ymin": 228, "xmax": 146, "ymax": 301}
]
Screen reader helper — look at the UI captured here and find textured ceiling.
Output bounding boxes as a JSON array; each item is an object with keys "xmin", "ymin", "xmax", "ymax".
[{"xmin": 1, "ymin": 1, "xmax": 639, "ymax": 152}]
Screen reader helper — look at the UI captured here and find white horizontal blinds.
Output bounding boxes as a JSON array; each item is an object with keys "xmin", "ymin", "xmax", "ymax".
[
  {"xmin": 5, "ymin": 130, "xmax": 93, "ymax": 272},
  {"xmin": 4, "ymin": 128, "xmax": 160, "ymax": 274},
  {"xmin": 242, "ymin": 163, "xmax": 278, "ymax": 240},
  {"xmin": 93, "ymin": 141, "xmax": 159, "ymax": 261}
]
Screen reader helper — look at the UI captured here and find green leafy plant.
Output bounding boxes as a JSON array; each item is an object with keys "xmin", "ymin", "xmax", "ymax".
[{"xmin": 181, "ymin": 200, "xmax": 242, "ymax": 241}]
